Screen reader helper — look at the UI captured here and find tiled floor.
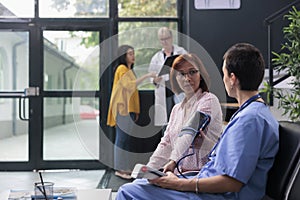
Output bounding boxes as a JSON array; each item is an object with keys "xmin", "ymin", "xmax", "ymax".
[{"xmin": 0, "ymin": 169, "xmax": 118, "ymax": 199}]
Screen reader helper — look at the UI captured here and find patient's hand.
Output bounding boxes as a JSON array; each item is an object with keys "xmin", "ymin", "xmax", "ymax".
[{"xmin": 163, "ymin": 160, "xmax": 176, "ymax": 173}]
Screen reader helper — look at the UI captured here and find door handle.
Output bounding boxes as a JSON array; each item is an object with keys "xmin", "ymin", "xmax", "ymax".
[
  {"xmin": 18, "ymin": 87, "xmax": 39, "ymax": 121},
  {"xmin": 24, "ymin": 87, "xmax": 39, "ymax": 96},
  {"xmin": 19, "ymin": 97, "xmax": 29, "ymax": 121}
]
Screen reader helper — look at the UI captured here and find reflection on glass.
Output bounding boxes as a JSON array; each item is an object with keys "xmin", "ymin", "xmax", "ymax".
[
  {"xmin": 0, "ymin": 31, "xmax": 29, "ymax": 161},
  {"xmin": 0, "ymin": 31, "xmax": 29, "ymax": 91},
  {"xmin": 118, "ymin": 22, "xmax": 177, "ymax": 90},
  {"xmin": 43, "ymin": 31, "xmax": 100, "ymax": 91},
  {"xmin": 39, "ymin": 0, "xmax": 109, "ymax": 18},
  {"xmin": 0, "ymin": 0, "xmax": 34, "ymax": 18},
  {"xmin": 44, "ymin": 97, "xmax": 99, "ymax": 160},
  {"xmin": 0, "ymin": 99, "xmax": 28, "ymax": 161},
  {"xmin": 118, "ymin": 0, "xmax": 177, "ymax": 17}
]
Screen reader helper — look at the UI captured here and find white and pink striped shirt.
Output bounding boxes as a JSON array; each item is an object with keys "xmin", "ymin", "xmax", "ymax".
[{"xmin": 147, "ymin": 89, "xmax": 223, "ymax": 172}]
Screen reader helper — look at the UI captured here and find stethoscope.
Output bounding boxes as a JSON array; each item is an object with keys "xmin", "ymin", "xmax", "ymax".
[
  {"xmin": 209, "ymin": 93, "xmax": 262, "ymax": 157},
  {"xmin": 229, "ymin": 94, "xmax": 262, "ymax": 121}
]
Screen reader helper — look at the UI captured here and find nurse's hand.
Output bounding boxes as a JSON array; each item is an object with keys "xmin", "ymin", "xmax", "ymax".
[
  {"xmin": 162, "ymin": 160, "xmax": 176, "ymax": 173},
  {"xmin": 149, "ymin": 172, "xmax": 180, "ymax": 190}
]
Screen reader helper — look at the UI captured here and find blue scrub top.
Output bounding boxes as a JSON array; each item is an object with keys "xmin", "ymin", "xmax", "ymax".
[{"xmin": 198, "ymin": 101, "xmax": 279, "ymax": 199}]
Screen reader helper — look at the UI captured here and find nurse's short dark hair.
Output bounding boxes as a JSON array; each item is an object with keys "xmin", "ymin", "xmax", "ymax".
[{"xmin": 223, "ymin": 43, "xmax": 265, "ymax": 91}]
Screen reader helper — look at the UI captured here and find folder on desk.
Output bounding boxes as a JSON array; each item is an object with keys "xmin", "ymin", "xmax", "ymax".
[
  {"xmin": 36, "ymin": 187, "xmax": 77, "ymax": 199},
  {"xmin": 8, "ymin": 189, "xmax": 32, "ymax": 199},
  {"xmin": 9, "ymin": 187, "xmax": 77, "ymax": 200}
]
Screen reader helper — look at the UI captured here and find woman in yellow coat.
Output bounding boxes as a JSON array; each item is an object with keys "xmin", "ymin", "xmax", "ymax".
[{"xmin": 107, "ymin": 45, "xmax": 156, "ymax": 179}]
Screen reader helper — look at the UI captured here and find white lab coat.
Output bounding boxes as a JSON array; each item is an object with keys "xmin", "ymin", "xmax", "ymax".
[{"xmin": 148, "ymin": 44, "xmax": 187, "ymax": 126}]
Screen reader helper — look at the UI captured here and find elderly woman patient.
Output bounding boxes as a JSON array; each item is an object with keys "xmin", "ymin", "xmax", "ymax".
[{"xmin": 116, "ymin": 43, "xmax": 279, "ymax": 200}]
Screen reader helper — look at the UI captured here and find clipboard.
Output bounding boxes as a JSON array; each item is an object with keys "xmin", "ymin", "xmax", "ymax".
[
  {"xmin": 158, "ymin": 54, "xmax": 180, "ymax": 76},
  {"xmin": 157, "ymin": 54, "xmax": 180, "ymax": 98}
]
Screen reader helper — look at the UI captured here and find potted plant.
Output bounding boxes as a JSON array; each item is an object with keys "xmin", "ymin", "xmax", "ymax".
[{"xmin": 263, "ymin": 6, "xmax": 300, "ymax": 122}]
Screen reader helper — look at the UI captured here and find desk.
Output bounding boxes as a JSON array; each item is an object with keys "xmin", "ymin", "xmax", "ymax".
[
  {"xmin": 77, "ymin": 189, "xmax": 112, "ymax": 200},
  {"xmin": 221, "ymin": 103, "xmax": 239, "ymax": 109},
  {"xmin": 7, "ymin": 189, "xmax": 112, "ymax": 200}
]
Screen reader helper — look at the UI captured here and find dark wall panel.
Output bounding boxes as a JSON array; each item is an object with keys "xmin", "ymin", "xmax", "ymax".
[{"xmin": 187, "ymin": 0, "xmax": 297, "ymax": 69}]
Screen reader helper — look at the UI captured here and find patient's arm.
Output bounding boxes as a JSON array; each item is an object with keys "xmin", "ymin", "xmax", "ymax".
[
  {"xmin": 147, "ymin": 134, "xmax": 172, "ymax": 169},
  {"xmin": 167, "ymin": 111, "xmax": 210, "ymax": 171},
  {"xmin": 169, "ymin": 134, "xmax": 195, "ymax": 164}
]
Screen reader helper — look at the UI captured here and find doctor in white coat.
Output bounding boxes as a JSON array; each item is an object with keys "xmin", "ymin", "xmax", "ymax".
[{"xmin": 148, "ymin": 27, "xmax": 187, "ymax": 127}]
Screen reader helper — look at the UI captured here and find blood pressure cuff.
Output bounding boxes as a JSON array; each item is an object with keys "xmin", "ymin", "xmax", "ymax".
[
  {"xmin": 179, "ymin": 111, "xmax": 210, "ymax": 137},
  {"xmin": 170, "ymin": 111, "xmax": 210, "ymax": 162}
]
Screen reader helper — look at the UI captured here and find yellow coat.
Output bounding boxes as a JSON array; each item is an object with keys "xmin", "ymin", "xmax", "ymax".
[{"xmin": 107, "ymin": 64, "xmax": 140, "ymax": 127}]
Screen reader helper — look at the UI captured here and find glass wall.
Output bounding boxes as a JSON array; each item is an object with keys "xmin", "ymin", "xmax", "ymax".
[
  {"xmin": 39, "ymin": 0, "xmax": 109, "ymax": 18},
  {"xmin": 118, "ymin": 0, "xmax": 177, "ymax": 17},
  {"xmin": 43, "ymin": 31, "xmax": 100, "ymax": 91},
  {"xmin": 43, "ymin": 30, "xmax": 100, "ymax": 161},
  {"xmin": 43, "ymin": 97, "xmax": 99, "ymax": 160},
  {"xmin": 0, "ymin": 0, "xmax": 34, "ymax": 18}
]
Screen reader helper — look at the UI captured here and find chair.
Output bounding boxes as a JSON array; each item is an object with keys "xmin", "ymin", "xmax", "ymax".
[
  {"xmin": 265, "ymin": 121, "xmax": 300, "ymax": 200},
  {"xmin": 284, "ymin": 158, "xmax": 300, "ymax": 200}
]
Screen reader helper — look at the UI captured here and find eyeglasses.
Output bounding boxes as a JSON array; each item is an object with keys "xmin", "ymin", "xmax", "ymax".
[
  {"xmin": 176, "ymin": 69, "xmax": 199, "ymax": 79},
  {"xmin": 159, "ymin": 36, "xmax": 171, "ymax": 42}
]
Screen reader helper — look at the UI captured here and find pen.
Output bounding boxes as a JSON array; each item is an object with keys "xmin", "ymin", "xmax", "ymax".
[{"xmin": 39, "ymin": 172, "xmax": 49, "ymax": 200}]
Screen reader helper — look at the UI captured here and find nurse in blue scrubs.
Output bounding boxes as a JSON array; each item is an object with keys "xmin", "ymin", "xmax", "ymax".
[{"xmin": 116, "ymin": 43, "xmax": 279, "ymax": 200}]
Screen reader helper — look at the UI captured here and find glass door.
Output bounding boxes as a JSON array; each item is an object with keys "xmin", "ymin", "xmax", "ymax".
[
  {"xmin": 42, "ymin": 29, "xmax": 102, "ymax": 164},
  {"xmin": 0, "ymin": 0, "xmax": 113, "ymax": 171},
  {"xmin": 0, "ymin": 24, "xmax": 110, "ymax": 170},
  {"xmin": 37, "ymin": 23, "xmax": 110, "ymax": 169},
  {"xmin": 0, "ymin": 30, "xmax": 32, "ymax": 168}
]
